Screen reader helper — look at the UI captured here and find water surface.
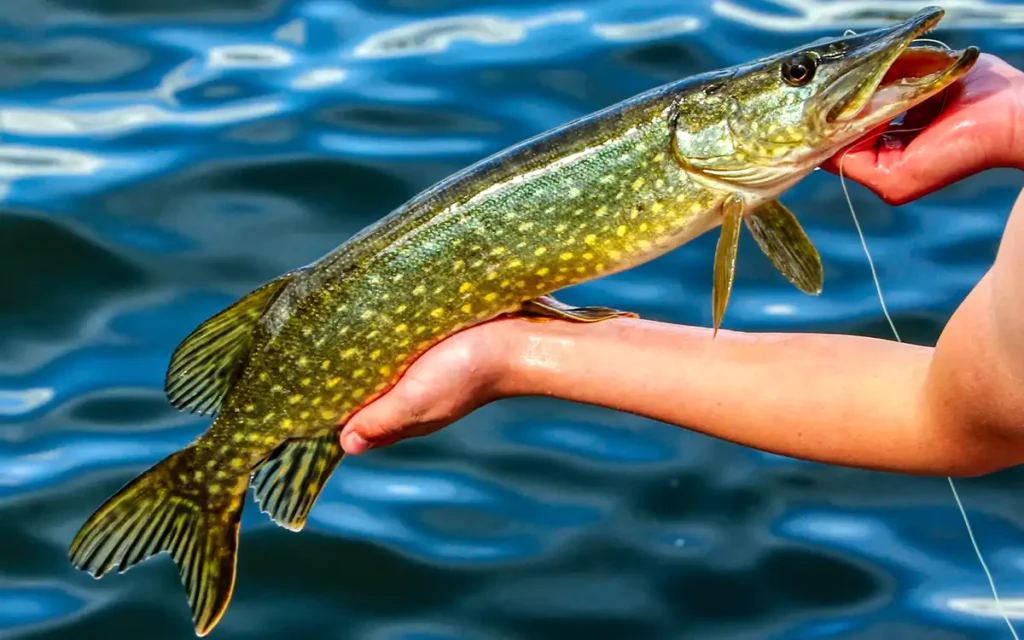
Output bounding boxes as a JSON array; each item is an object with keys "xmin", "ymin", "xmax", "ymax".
[{"xmin": 2, "ymin": 1, "xmax": 1024, "ymax": 638}]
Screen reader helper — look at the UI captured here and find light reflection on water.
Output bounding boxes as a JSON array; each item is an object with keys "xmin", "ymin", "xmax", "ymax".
[{"xmin": 1, "ymin": 1, "xmax": 1023, "ymax": 639}]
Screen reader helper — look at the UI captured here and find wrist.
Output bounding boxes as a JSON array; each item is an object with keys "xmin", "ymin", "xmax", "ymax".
[{"xmin": 468, "ymin": 316, "xmax": 540, "ymax": 401}]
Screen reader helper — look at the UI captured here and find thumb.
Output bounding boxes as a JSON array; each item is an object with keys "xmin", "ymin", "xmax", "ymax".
[
  {"xmin": 338, "ymin": 376, "xmax": 449, "ymax": 455},
  {"xmin": 339, "ymin": 389, "xmax": 417, "ymax": 455}
]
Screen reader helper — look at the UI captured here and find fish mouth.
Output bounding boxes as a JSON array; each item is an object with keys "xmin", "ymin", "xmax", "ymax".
[{"xmin": 821, "ymin": 6, "xmax": 980, "ymax": 125}]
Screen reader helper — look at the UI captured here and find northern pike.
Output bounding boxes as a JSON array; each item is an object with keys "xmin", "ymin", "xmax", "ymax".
[{"xmin": 70, "ymin": 6, "xmax": 977, "ymax": 635}]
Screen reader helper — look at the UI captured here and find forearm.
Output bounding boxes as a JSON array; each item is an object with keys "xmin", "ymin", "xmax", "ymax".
[{"xmin": 494, "ymin": 315, "xmax": 1015, "ymax": 476}]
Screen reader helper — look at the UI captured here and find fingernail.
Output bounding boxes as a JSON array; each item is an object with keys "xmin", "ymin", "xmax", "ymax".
[{"xmin": 343, "ymin": 431, "xmax": 370, "ymax": 455}]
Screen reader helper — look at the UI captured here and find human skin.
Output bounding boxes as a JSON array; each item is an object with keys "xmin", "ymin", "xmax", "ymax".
[{"xmin": 337, "ymin": 53, "xmax": 1024, "ymax": 478}]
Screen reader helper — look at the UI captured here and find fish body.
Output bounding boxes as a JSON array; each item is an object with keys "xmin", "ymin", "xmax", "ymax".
[{"xmin": 69, "ymin": 7, "xmax": 978, "ymax": 635}]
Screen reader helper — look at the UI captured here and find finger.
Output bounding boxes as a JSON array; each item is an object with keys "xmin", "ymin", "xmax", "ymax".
[{"xmin": 339, "ymin": 387, "xmax": 424, "ymax": 454}]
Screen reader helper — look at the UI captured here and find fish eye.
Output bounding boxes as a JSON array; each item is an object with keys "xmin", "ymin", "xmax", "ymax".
[{"xmin": 781, "ymin": 52, "xmax": 817, "ymax": 86}]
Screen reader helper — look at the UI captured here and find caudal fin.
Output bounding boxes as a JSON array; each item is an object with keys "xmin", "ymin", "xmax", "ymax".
[{"xmin": 69, "ymin": 447, "xmax": 243, "ymax": 636}]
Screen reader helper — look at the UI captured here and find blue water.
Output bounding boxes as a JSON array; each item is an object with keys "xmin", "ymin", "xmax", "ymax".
[{"xmin": 2, "ymin": 1, "xmax": 1024, "ymax": 638}]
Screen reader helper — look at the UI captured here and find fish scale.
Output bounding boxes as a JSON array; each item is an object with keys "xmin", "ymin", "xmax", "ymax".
[{"xmin": 67, "ymin": 7, "xmax": 979, "ymax": 636}]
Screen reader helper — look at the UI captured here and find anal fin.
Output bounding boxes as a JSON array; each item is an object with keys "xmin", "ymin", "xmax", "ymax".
[
  {"xmin": 165, "ymin": 269, "xmax": 302, "ymax": 416},
  {"xmin": 251, "ymin": 435, "xmax": 344, "ymax": 532},
  {"xmin": 744, "ymin": 199, "xmax": 823, "ymax": 295}
]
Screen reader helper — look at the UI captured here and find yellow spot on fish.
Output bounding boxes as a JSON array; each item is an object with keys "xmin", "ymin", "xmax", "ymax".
[
  {"xmin": 395, "ymin": 304, "xmax": 407, "ymax": 314},
  {"xmin": 399, "ymin": 337, "xmax": 411, "ymax": 347},
  {"xmin": 518, "ymin": 222, "xmax": 534, "ymax": 232},
  {"xmin": 259, "ymin": 372, "xmax": 269, "ymax": 382},
  {"xmin": 595, "ymin": 206, "xmax": 608, "ymax": 217},
  {"xmin": 247, "ymin": 433, "xmax": 260, "ymax": 442},
  {"xmin": 560, "ymin": 252, "xmax": 573, "ymax": 260},
  {"xmin": 321, "ymin": 360, "xmax": 331, "ymax": 370},
  {"xmin": 515, "ymin": 280, "xmax": 526, "ymax": 288},
  {"xmin": 484, "ymin": 292, "xmax": 498, "ymax": 301},
  {"xmin": 690, "ymin": 203, "xmax": 702, "ymax": 213},
  {"xmin": 395, "ymin": 323, "xmax": 408, "ymax": 333},
  {"xmin": 392, "ymin": 273, "xmax": 403, "ymax": 282},
  {"xmin": 297, "ymin": 356, "xmax": 308, "ymax": 368},
  {"xmin": 583, "ymin": 252, "xmax": 594, "ymax": 260},
  {"xmin": 632, "ymin": 177, "xmax": 645, "ymax": 191},
  {"xmin": 616, "ymin": 225, "xmax": 627, "ymax": 237},
  {"xmin": 230, "ymin": 458, "xmax": 242, "ymax": 469},
  {"xmin": 379, "ymin": 365, "xmax": 392, "ymax": 375},
  {"xmin": 638, "ymin": 240, "xmax": 651, "ymax": 249},
  {"xmin": 352, "ymin": 388, "xmax": 366, "ymax": 399},
  {"xmin": 270, "ymin": 384, "xmax": 283, "ymax": 393},
  {"xmin": 431, "ymin": 308, "xmax": 444, "ymax": 318},
  {"xmin": 536, "ymin": 267, "xmax": 550, "ymax": 276},
  {"xmin": 639, "ymin": 223, "xmax": 649, "ymax": 232},
  {"xmin": 289, "ymin": 394, "xmax": 303, "ymax": 404},
  {"xmin": 555, "ymin": 223, "xmax": 568, "ymax": 233},
  {"xmin": 327, "ymin": 377, "xmax": 341, "ymax": 388},
  {"xmin": 264, "ymin": 435, "xmax": 277, "ymax": 445},
  {"xmin": 361, "ymin": 309, "xmax": 375, "ymax": 319},
  {"xmin": 320, "ymin": 409, "xmax": 337, "ymax": 421},
  {"xmin": 509, "ymin": 259, "xmax": 522, "ymax": 268},
  {"xmin": 461, "ymin": 303, "xmax": 473, "ymax": 314},
  {"xmin": 301, "ymin": 378, "xmax": 311, "ymax": 386},
  {"xmin": 371, "ymin": 349, "xmax": 381, "ymax": 360},
  {"xmin": 209, "ymin": 484, "xmax": 221, "ymax": 494},
  {"xmin": 501, "ymin": 279, "xmax": 511, "ymax": 288},
  {"xmin": 353, "ymin": 368, "xmax": 365, "ymax": 378},
  {"xmin": 460, "ymin": 282, "xmax": 473, "ymax": 293},
  {"xmin": 413, "ymin": 284, "xmax": 426, "ymax": 295},
  {"xmin": 585, "ymin": 234, "xmax": 597, "ymax": 245},
  {"xmin": 535, "ymin": 246, "xmax": 547, "ymax": 256},
  {"xmin": 216, "ymin": 470, "xmax": 229, "ymax": 480},
  {"xmin": 244, "ymin": 404, "xmax": 255, "ymax": 413},
  {"xmin": 453, "ymin": 260, "xmax": 464, "ymax": 271},
  {"xmin": 312, "ymin": 396, "xmax": 322, "ymax": 406},
  {"xmin": 656, "ymin": 179, "xmax": 665, "ymax": 189},
  {"xmin": 609, "ymin": 250, "xmax": 622, "ymax": 260},
  {"xmin": 568, "ymin": 187, "xmax": 581, "ymax": 197},
  {"xmin": 232, "ymin": 432, "xmax": 244, "ymax": 442},
  {"xmin": 343, "ymin": 348, "xmax": 356, "ymax": 358},
  {"xmin": 653, "ymin": 152, "xmax": 665, "ymax": 162},
  {"xmin": 207, "ymin": 459, "xmax": 217, "ymax": 469},
  {"xmin": 651, "ymin": 202, "xmax": 663, "ymax": 213},
  {"xmin": 415, "ymin": 326, "xmax": 427, "ymax": 334},
  {"xmin": 486, "ymin": 271, "xmax": 498, "ymax": 280}
]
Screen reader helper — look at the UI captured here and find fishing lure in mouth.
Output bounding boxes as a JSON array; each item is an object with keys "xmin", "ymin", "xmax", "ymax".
[{"xmin": 69, "ymin": 7, "xmax": 977, "ymax": 635}]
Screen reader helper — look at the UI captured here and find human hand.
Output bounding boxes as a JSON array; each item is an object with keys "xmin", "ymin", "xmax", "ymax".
[
  {"xmin": 822, "ymin": 53, "xmax": 1024, "ymax": 205},
  {"xmin": 338, "ymin": 318, "xmax": 521, "ymax": 455}
]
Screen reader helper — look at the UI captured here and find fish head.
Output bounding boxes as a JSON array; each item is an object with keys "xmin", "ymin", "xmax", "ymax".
[{"xmin": 672, "ymin": 6, "xmax": 979, "ymax": 193}]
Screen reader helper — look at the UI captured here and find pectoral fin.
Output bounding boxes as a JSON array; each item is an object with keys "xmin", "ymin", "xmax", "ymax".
[
  {"xmin": 744, "ymin": 200, "xmax": 823, "ymax": 295},
  {"xmin": 712, "ymin": 196, "xmax": 744, "ymax": 337},
  {"xmin": 520, "ymin": 295, "xmax": 638, "ymax": 323}
]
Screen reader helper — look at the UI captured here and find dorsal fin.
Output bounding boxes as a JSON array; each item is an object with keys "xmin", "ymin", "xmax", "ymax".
[{"xmin": 165, "ymin": 270, "xmax": 301, "ymax": 415}]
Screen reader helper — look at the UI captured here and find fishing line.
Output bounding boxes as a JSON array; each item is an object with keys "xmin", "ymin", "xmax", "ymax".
[{"xmin": 837, "ymin": 123, "xmax": 1019, "ymax": 639}]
